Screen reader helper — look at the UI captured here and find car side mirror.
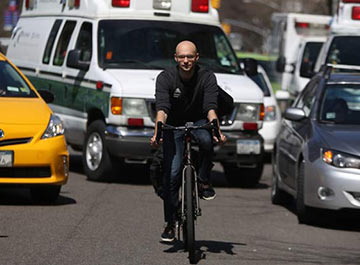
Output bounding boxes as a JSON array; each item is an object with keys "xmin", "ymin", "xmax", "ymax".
[
  {"xmin": 284, "ymin": 107, "xmax": 306, "ymax": 121},
  {"xmin": 66, "ymin": 49, "xmax": 90, "ymax": 71},
  {"xmin": 242, "ymin": 58, "xmax": 258, "ymax": 76},
  {"xmin": 276, "ymin": 56, "xmax": 286, "ymax": 73},
  {"xmin": 37, "ymin": 89, "xmax": 54, "ymax": 104}
]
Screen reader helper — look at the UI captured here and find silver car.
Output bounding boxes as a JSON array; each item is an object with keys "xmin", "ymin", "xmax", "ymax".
[{"xmin": 272, "ymin": 66, "xmax": 360, "ymax": 224}]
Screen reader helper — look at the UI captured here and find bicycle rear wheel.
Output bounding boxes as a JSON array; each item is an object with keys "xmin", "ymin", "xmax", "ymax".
[{"xmin": 184, "ymin": 165, "xmax": 196, "ymax": 263}]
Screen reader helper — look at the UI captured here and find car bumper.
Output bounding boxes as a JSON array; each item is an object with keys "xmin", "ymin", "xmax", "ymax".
[
  {"xmin": 305, "ymin": 158, "xmax": 360, "ymax": 210},
  {"xmin": 105, "ymin": 126, "xmax": 264, "ymax": 166},
  {"xmin": 0, "ymin": 135, "xmax": 69, "ymax": 185}
]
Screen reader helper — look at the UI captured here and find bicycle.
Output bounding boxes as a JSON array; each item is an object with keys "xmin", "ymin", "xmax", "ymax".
[{"xmin": 156, "ymin": 119, "xmax": 220, "ymax": 264}]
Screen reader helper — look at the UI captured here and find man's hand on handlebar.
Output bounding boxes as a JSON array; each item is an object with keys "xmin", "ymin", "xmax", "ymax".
[
  {"xmin": 150, "ymin": 121, "xmax": 163, "ymax": 147},
  {"xmin": 211, "ymin": 119, "xmax": 226, "ymax": 144}
]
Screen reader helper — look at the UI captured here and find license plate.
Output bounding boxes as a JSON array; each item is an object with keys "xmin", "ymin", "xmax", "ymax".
[
  {"xmin": 0, "ymin": 151, "xmax": 13, "ymax": 167},
  {"xmin": 236, "ymin": 140, "xmax": 261, "ymax": 155}
]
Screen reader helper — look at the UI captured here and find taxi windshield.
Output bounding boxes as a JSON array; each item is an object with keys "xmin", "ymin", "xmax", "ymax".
[
  {"xmin": 98, "ymin": 20, "xmax": 241, "ymax": 74},
  {"xmin": 0, "ymin": 61, "xmax": 36, "ymax": 98},
  {"xmin": 320, "ymin": 84, "xmax": 360, "ymax": 124}
]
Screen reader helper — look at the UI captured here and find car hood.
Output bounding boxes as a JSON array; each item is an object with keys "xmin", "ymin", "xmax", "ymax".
[
  {"xmin": 0, "ymin": 98, "xmax": 50, "ymax": 125},
  {"xmin": 106, "ymin": 69, "xmax": 264, "ymax": 103},
  {"xmin": 316, "ymin": 123, "xmax": 360, "ymax": 156}
]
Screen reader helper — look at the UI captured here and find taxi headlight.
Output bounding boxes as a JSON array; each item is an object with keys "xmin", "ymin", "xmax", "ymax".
[
  {"xmin": 122, "ymin": 98, "xmax": 148, "ymax": 116},
  {"xmin": 235, "ymin": 103, "xmax": 260, "ymax": 122},
  {"xmin": 322, "ymin": 149, "xmax": 360, "ymax": 169},
  {"xmin": 41, "ymin": 114, "xmax": 65, "ymax": 139}
]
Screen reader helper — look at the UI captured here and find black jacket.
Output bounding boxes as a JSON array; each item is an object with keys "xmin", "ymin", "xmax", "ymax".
[{"xmin": 155, "ymin": 65, "xmax": 218, "ymax": 126}]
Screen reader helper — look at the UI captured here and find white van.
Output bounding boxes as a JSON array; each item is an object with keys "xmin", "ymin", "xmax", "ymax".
[
  {"xmin": 287, "ymin": 36, "xmax": 327, "ymax": 97},
  {"xmin": 314, "ymin": 0, "xmax": 360, "ymax": 73},
  {"xmin": 268, "ymin": 13, "xmax": 331, "ymax": 96},
  {"xmin": 7, "ymin": 0, "xmax": 265, "ymax": 187}
]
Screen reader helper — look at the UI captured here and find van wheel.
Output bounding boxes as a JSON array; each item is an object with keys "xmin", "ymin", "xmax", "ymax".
[
  {"xmin": 223, "ymin": 162, "xmax": 263, "ymax": 188},
  {"xmin": 296, "ymin": 160, "xmax": 312, "ymax": 224},
  {"xmin": 83, "ymin": 120, "xmax": 112, "ymax": 182},
  {"xmin": 30, "ymin": 185, "xmax": 61, "ymax": 204}
]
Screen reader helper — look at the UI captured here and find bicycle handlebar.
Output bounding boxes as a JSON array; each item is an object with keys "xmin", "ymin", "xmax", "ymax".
[{"xmin": 156, "ymin": 119, "xmax": 220, "ymax": 144}]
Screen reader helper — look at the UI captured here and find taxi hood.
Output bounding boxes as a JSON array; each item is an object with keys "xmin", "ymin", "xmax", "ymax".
[
  {"xmin": 0, "ymin": 98, "xmax": 50, "ymax": 125},
  {"xmin": 106, "ymin": 69, "xmax": 264, "ymax": 103}
]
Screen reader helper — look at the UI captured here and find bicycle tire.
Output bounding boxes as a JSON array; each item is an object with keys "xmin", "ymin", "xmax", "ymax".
[{"xmin": 184, "ymin": 165, "xmax": 196, "ymax": 263}]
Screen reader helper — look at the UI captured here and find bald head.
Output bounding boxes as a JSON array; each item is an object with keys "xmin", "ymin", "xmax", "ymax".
[{"xmin": 175, "ymin": 40, "xmax": 197, "ymax": 55}]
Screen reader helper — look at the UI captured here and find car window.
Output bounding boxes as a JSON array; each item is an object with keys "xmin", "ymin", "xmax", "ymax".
[
  {"xmin": 296, "ymin": 79, "xmax": 318, "ymax": 116},
  {"xmin": 75, "ymin": 22, "xmax": 92, "ymax": 62},
  {"xmin": 42, "ymin": 19, "xmax": 62, "ymax": 64},
  {"xmin": 0, "ymin": 61, "xmax": 36, "ymax": 98},
  {"xmin": 249, "ymin": 73, "xmax": 271, "ymax": 96},
  {"xmin": 320, "ymin": 84, "xmax": 360, "ymax": 124},
  {"xmin": 326, "ymin": 36, "xmax": 360, "ymax": 66},
  {"xmin": 53, "ymin": 20, "xmax": 76, "ymax": 66}
]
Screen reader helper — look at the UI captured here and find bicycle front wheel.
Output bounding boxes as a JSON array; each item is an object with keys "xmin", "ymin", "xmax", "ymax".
[{"xmin": 184, "ymin": 165, "xmax": 196, "ymax": 263}]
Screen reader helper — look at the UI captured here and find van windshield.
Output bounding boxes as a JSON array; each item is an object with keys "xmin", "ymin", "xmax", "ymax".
[
  {"xmin": 0, "ymin": 61, "xmax": 36, "ymax": 98},
  {"xmin": 98, "ymin": 20, "xmax": 241, "ymax": 74},
  {"xmin": 326, "ymin": 36, "xmax": 360, "ymax": 66}
]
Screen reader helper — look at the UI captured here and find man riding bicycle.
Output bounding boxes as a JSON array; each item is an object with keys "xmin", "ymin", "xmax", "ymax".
[{"xmin": 150, "ymin": 40, "xmax": 226, "ymax": 242}]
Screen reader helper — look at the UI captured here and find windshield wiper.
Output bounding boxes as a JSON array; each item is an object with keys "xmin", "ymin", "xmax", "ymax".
[{"xmin": 102, "ymin": 60, "xmax": 163, "ymax": 70}]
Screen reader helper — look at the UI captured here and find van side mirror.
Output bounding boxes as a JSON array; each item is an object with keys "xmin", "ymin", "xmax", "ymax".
[
  {"xmin": 66, "ymin": 49, "xmax": 90, "ymax": 71},
  {"xmin": 276, "ymin": 56, "xmax": 286, "ymax": 73},
  {"xmin": 37, "ymin": 89, "xmax": 54, "ymax": 104},
  {"xmin": 242, "ymin": 58, "xmax": 258, "ymax": 76}
]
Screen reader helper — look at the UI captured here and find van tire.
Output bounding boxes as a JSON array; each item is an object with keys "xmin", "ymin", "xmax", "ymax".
[
  {"xmin": 83, "ymin": 120, "xmax": 112, "ymax": 182},
  {"xmin": 223, "ymin": 162, "xmax": 263, "ymax": 188}
]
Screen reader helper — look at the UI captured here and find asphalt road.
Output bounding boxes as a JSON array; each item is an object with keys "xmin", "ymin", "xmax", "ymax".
[{"xmin": 0, "ymin": 153, "xmax": 360, "ymax": 265}]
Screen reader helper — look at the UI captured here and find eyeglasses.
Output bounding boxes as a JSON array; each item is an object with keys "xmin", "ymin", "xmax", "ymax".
[{"xmin": 176, "ymin": 54, "xmax": 196, "ymax": 60}]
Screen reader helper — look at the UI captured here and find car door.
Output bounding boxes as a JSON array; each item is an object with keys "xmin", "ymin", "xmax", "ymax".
[{"xmin": 285, "ymin": 78, "xmax": 318, "ymax": 188}]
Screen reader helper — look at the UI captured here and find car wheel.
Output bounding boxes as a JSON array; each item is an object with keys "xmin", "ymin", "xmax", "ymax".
[
  {"xmin": 83, "ymin": 120, "xmax": 112, "ymax": 182},
  {"xmin": 271, "ymin": 152, "xmax": 290, "ymax": 205},
  {"xmin": 30, "ymin": 185, "xmax": 61, "ymax": 204},
  {"xmin": 223, "ymin": 162, "xmax": 263, "ymax": 188},
  {"xmin": 296, "ymin": 160, "xmax": 312, "ymax": 224}
]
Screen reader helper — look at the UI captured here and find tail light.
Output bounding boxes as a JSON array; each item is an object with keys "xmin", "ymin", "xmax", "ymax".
[
  {"xmin": 191, "ymin": 0, "xmax": 209, "ymax": 13},
  {"xmin": 342, "ymin": 0, "xmax": 360, "ymax": 3},
  {"xmin": 112, "ymin": 0, "xmax": 130, "ymax": 7},
  {"xmin": 295, "ymin": 22, "xmax": 309, "ymax": 28},
  {"xmin": 352, "ymin": 6, "xmax": 360, "ymax": 20},
  {"xmin": 111, "ymin": 97, "xmax": 123, "ymax": 115}
]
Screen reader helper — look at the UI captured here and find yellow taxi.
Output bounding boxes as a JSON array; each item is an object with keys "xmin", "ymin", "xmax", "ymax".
[{"xmin": 0, "ymin": 53, "xmax": 69, "ymax": 203}]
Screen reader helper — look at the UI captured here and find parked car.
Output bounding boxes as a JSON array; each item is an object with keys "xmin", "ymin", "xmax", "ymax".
[
  {"xmin": 0, "ymin": 53, "xmax": 69, "ymax": 203},
  {"xmin": 250, "ymin": 65, "xmax": 282, "ymax": 154},
  {"xmin": 272, "ymin": 65, "xmax": 360, "ymax": 224}
]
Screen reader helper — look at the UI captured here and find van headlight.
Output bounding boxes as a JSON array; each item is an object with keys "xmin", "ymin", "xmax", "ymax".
[
  {"xmin": 41, "ymin": 114, "xmax": 64, "ymax": 139},
  {"xmin": 235, "ymin": 103, "xmax": 260, "ymax": 122},
  {"xmin": 322, "ymin": 149, "xmax": 360, "ymax": 169},
  {"xmin": 122, "ymin": 98, "xmax": 148, "ymax": 116}
]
